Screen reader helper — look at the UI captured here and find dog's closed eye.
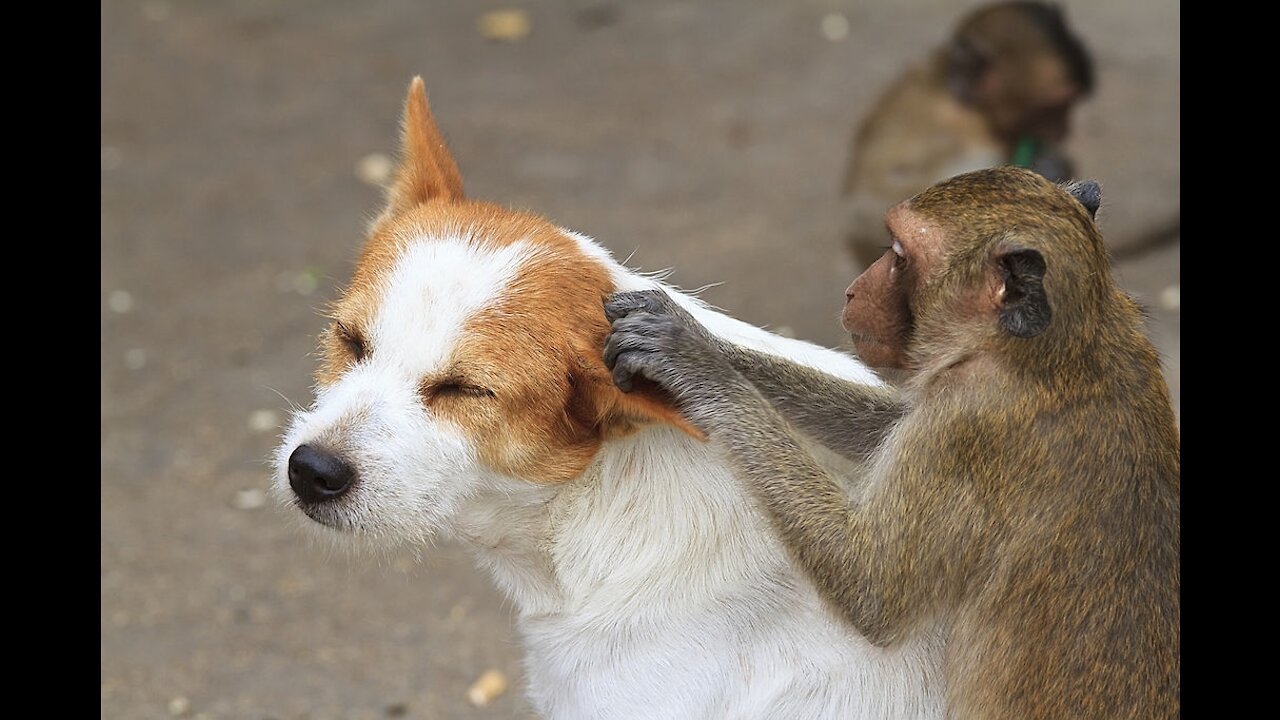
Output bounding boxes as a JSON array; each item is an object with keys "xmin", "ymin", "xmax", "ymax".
[
  {"xmin": 421, "ymin": 378, "xmax": 496, "ymax": 402},
  {"xmin": 335, "ymin": 321, "xmax": 368, "ymax": 362}
]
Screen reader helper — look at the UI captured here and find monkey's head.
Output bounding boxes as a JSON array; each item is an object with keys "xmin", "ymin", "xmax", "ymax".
[
  {"xmin": 842, "ymin": 167, "xmax": 1107, "ymax": 372},
  {"xmin": 945, "ymin": 1, "xmax": 1094, "ymax": 146}
]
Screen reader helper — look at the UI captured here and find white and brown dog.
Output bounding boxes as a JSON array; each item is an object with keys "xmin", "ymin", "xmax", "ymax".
[{"xmin": 275, "ymin": 78, "xmax": 942, "ymax": 719}]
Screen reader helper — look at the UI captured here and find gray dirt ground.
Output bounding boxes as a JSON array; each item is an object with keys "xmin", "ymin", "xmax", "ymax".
[{"xmin": 101, "ymin": 1, "xmax": 1178, "ymax": 718}]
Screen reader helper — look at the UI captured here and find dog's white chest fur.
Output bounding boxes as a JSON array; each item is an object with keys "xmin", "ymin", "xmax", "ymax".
[{"xmin": 454, "ymin": 429, "xmax": 944, "ymax": 719}]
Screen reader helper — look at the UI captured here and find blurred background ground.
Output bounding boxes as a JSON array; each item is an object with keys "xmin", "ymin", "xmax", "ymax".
[{"xmin": 101, "ymin": 1, "xmax": 1178, "ymax": 718}]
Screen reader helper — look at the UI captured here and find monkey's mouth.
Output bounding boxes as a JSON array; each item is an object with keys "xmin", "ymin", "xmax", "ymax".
[
  {"xmin": 846, "ymin": 330, "xmax": 884, "ymax": 348},
  {"xmin": 846, "ymin": 330, "xmax": 908, "ymax": 371}
]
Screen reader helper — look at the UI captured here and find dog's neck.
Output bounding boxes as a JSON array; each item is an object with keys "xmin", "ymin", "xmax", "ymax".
[
  {"xmin": 445, "ymin": 281, "xmax": 876, "ymax": 623},
  {"xmin": 449, "ymin": 425, "xmax": 790, "ymax": 620}
]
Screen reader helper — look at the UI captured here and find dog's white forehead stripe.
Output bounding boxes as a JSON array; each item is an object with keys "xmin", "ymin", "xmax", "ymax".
[{"xmin": 372, "ymin": 237, "xmax": 530, "ymax": 375}]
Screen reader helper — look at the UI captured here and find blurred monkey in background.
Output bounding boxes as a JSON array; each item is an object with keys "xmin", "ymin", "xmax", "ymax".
[{"xmin": 842, "ymin": 1, "xmax": 1094, "ymax": 269}]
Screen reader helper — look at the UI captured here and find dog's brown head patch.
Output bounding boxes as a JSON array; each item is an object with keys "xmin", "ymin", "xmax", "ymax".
[{"xmin": 316, "ymin": 79, "xmax": 698, "ymax": 484}]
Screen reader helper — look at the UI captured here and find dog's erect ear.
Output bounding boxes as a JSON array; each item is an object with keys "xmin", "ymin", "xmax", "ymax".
[{"xmin": 386, "ymin": 76, "xmax": 465, "ymax": 214}]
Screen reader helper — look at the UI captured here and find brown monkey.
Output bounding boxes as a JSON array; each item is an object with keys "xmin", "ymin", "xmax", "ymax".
[
  {"xmin": 843, "ymin": 1, "xmax": 1094, "ymax": 269},
  {"xmin": 603, "ymin": 167, "xmax": 1179, "ymax": 719}
]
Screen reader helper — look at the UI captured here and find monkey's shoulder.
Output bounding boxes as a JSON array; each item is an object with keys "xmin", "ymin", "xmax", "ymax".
[{"xmin": 891, "ymin": 400, "xmax": 1177, "ymax": 500}]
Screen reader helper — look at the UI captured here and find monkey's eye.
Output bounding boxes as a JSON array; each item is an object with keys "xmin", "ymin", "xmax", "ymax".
[
  {"xmin": 335, "ymin": 322, "xmax": 367, "ymax": 361},
  {"xmin": 890, "ymin": 239, "xmax": 907, "ymax": 271}
]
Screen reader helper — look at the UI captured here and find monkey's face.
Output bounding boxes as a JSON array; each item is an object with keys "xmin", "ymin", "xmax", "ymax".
[
  {"xmin": 839, "ymin": 189, "xmax": 1059, "ymax": 368},
  {"xmin": 842, "ymin": 175, "xmax": 1068, "ymax": 372},
  {"xmin": 983, "ymin": 54, "xmax": 1083, "ymax": 144},
  {"xmin": 841, "ymin": 205, "xmax": 932, "ymax": 370}
]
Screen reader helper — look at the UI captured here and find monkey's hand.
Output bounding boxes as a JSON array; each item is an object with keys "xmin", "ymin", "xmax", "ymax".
[{"xmin": 603, "ymin": 290, "xmax": 750, "ymax": 432}]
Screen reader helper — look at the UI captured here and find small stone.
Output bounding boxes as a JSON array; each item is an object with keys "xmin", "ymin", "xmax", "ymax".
[
  {"xmin": 124, "ymin": 349, "xmax": 147, "ymax": 371},
  {"xmin": 168, "ymin": 696, "xmax": 190, "ymax": 716},
  {"xmin": 466, "ymin": 669, "xmax": 508, "ymax": 707},
  {"xmin": 820, "ymin": 13, "xmax": 850, "ymax": 42},
  {"xmin": 274, "ymin": 271, "xmax": 296, "ymax": 294},
  {"xmin": 249, "ymin": 603, "xmax": 273, "ymax": 623},
  {"xmin": 233, "ymin": 488, "xmax": 267, "ymax": 511},
  {"xmin": 248, "ymin": 409, "xmax": 280, "ymax": 433},
  {"xmin": 293, "ymin": 269, "xmax": 319, "ymax": 296},
  {"xmin": 384, "ymin": 703, "xmax": 409, "ymax": 718},
  {"xmin": 478, "ymin": 10, "xmax": 531, "ymax": 41},
  {"xmin": 276, "ymin": 572, "xmax": 314, "ymax": 597},
  {"xmin": 355, "ymin": 152, "xmax": 394, "ymax": 187},
  {"xmin": 1159, "ymin": 284, "xmax": 1180, "ymax": 311},
  {"xmin": 108, "ymin": 290, "xmax": 134, "ymax": 314},
  {"xmin": 143, "ymin": 1, "xmax": 171, "ymax": 22},
  {"xmin": 273, "ymin": 269, "xmax": 319, "ymax": 296},
  {"xmin": 448, "ymin": 602, "xmax": 468, "ymax": 625},
  {"xmin": 102, "ymin": 146, "xmax": 123, "ymax": 171},
  {"xmin": 574, "ymin": 3, "xmax": 620, "ymax": 30}
]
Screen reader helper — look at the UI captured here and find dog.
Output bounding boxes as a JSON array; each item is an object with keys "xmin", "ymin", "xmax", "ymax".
[{"xmin": 274, "ymin": 78, "xmax": 943, "ymax": 719}]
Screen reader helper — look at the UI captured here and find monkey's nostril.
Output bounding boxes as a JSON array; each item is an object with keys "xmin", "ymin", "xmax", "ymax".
[{"xmin": 287, "ymin": 444, "xmax": 357, "ymax": 505}]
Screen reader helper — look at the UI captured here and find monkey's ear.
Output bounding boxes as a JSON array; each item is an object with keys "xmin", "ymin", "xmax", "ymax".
[
  {"xmin": 1063, "ymin": 180, "xmax": 1101, "ymax": 220},
  {"xmin": 944, "ymin": 36, "xmax": 991, "ymax": 104},
  {"xmin": 995, "ymin": 246, "xmax": 1052, "ymax": 338}
]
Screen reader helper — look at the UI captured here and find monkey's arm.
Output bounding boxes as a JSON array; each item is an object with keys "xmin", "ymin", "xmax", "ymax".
[
  {"xmin": 721, "ymin": 345, "xmax": 905, "ymax": 460},
  {"xmin": 604, "ymin": 291, "xmax": 905, "ymax": 461},
  {"xmin": 603, "ymin": 290, "xmax": 982, "ymax": 644}
]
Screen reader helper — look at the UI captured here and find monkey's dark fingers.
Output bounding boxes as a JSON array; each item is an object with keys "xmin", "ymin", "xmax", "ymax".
[
  {"xmin": 610, "ymin": 352, "xmax": 659, "ymax": 393},
  {"xmin": 609, "ymin": 312, "xmax": 672, "ymax": 338},
  {"xmin": 604, "ymin": 290, "xmax": 669, "ymax": 322},
  {"xmin": 603, "ymin": 332, "xmax": 621, "ymax": 371},
  {"xmin": 604, "ymin": 323, "xmax": 667, "ymax": 367}
]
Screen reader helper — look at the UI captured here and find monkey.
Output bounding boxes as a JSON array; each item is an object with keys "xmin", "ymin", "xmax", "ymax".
[
  {"xmin": 842, "ymin": 1, "xmax": 1095, "ymax": 270},
  {"xmin": 602, "ymin": 167, "xmax": 1180, "ymax": 719}
]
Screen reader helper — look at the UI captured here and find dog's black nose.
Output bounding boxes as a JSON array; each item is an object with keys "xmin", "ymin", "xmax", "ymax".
[{"xmin": 288, "ymin": 444, "xmax": 356, "ymax": 504}]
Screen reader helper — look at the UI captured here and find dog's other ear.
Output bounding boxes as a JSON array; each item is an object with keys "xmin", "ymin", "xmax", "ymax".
[
  {"xmin": 569, "ymin": 354, "xmax": 707, "ymax": 443},
  {"xmin": 386, "ymin": 76, "xmax": 465, "ymax": 214},
  {"xmin": 601, "ymin": 383, "xmax": 708, "ymax": 442}
]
